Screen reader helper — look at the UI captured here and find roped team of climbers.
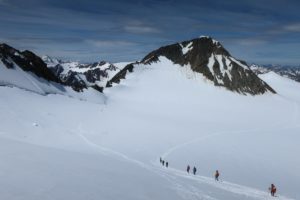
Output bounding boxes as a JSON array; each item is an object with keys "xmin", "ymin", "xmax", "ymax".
[
  {"xmin": 160, "ymin": 157, "xmax": 168, "ymax": 168},
  {"xmin": 160, "ymin": 157, "xmax": 277, "ymax": 197}
]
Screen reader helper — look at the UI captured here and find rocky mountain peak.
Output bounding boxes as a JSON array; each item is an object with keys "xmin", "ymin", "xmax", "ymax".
[
  {"xmin": 43, "ymin": 56, "xmax": 124, "ymax": 92},
  {"xmin": 141, "ymin": 37, "xmax": 276, "ymax": 95}
]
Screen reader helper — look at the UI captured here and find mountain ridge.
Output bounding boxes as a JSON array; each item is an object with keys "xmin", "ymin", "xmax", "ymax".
[
  {"xmin": 140, "ymin": 36, "xmax": 276, "ymax": 95},
  {"xmin": 43, "ymin": 56, "xmax": 124, "ymax": 92},
  {"xmin": 0, "ymin": 43, "xmax": 60, "ymax": 83},
  {"xmin": 1, "ymin": 37, "xmax": 278, "ymax": 95}
]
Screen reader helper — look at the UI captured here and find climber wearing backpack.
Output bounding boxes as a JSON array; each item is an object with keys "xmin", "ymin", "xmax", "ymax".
[
  {"xmin": 193, "ymin": 166, "xmax": 197, "ymax": 175},
  {"xmin": 269, "ymin": 184, "xmax": 277, "ymax": 197},
  {"xmin": 215, "ymin": 170, "xmax": 220, "ymax": 181},
  {"xmin": 187, "ymin": 165, "xmax": 190, "ymax": 173}
]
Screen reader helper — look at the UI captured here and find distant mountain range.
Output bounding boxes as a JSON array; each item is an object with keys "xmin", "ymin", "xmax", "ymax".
[
  {"xmin": 42, "ymin": 55, "xmax": 130, "ymax": 92},
  {"xmin": 0, "ymin": 36, "xmax": 288, "ymax": 96},
  {"xmin": 250, "ymin": 64, "xmax": 300, "ymax": 83}
]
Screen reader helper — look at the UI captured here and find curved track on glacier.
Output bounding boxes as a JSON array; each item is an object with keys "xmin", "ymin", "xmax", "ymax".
[
  {"xmin": 72, "ymin": 91, "xmax": 300, "ymax": 200},
  {"xmin": 152, "ymin": 95, "xmax": 299, "ymax": 200},
  {"xmin": 76, "ymin": 116, "xmax": 297, "ymax": 200},
  {"xmin": 159, "ymin": 96, "xmax": 300, "ymax": 161}
]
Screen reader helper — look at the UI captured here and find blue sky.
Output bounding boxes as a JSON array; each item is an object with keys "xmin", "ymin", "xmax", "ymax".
[{"xmin": 0, "ymin": 0, "xmax": 299, "ymax": 65}]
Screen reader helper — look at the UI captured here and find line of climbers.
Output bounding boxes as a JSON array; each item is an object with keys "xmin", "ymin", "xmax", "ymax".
[
  {"xmin": 159, "ymin": 157, "xmax": 169, "ymax": 168},
  {"xmin": 187, "ymin": 165, "xmax": 219, "ymax": 181},
  {"xmin": 159, "ymin": 157, "xmax": 277, "ymax": 197}
]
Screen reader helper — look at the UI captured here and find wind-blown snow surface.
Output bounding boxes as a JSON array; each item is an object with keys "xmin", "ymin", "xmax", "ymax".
[{"xmin": 0, "ymin": 58, "xmax": 299, "ymax": 200}]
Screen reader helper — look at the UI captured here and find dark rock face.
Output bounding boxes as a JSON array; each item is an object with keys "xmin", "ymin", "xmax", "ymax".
[
  {"xmin": 142, "ymin": 37, "xmax": 276, "ymax": 95},
  {"xmin": 0, "ymin": 43, "xmax": 60, "ymax": 83},
  {"xmin": 84, "ymin": 63, "xmax": 115, "ymax": 83},
  {"xmin": 106, "ymin": 63, "xmax": 135, "ymax": 87},
  {"xmin": 48, "ymin": 63, "xmax": 87, "ymax": 92},
  {"xmin": 143, "ymin": 37, "xmax": 230, "ymax": 66},
  {"xmin": 61, "ymin": 70, "xmax": 87, "ymax": 92}
]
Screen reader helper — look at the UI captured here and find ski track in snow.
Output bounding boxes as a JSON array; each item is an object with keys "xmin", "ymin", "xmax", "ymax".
[
  {"xmin": 1, "ymin": 91, "xmax": 295, "ymax": 200},
  {"xmin": 75, "ymin": 125, "xmax": 214, "ymax": 199},
  {"xmin": 154, "ymin": 129, "xmax": 296, "ymax": 200},
  {"xmin": 76, "ymin": 123, "xmax": 152, "ymax": 171},
  {"xmin": 152, "ymin": 95, "xmax": 299, "ymax": 200},
  {"xmin": 159, "ymin": 117, "xmax": 298, "ymax": 162},
  {"xmin": 76, "ymin": 130, "xmax": 218, "ymax": 200},
  {"xmin": 1, "ymin": 54, "xmax": 299, "ymax": 200},
  {"xmin": 75, "ymin": 122, "xmax": 296, "ymax": 200},
  {"xmin": 154, "ymin": 166, "xmax": 294, "ymax": 200}
]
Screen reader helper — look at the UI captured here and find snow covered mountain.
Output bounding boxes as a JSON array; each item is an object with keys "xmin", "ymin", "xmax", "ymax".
[
  {"xmin": 43, "ymin": 55, "xmax": 129, "ymax": 92},
  {"xmin": 0, "ymin": 43, "xmax": 60, "ymax": 82},
  {"xmin": 140, "ymin": 36, "xmax": 276, "ymax": 95},
  {"xmin": 0, "ymin": 61, "xmax": 299, "ymax": 200},
  {"xmin": 0, "ymin": 38, "xmax": 300, "ymax": 200},
  {"xmin": 250, "ymin": 64, "xmax": 300, "ymax": 82},
  {"xmin": 1, "ymin": 38, "xmax": 277, "ymax": 96},
  {"xmin": 0, "ymin": 44, "xmax": 105, "ymax": 102},
  {"xmin": 0, "ymin": 43, "xmax": 64, "ymax": 94}
]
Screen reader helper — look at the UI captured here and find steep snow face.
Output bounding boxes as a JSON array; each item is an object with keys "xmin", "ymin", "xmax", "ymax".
[
  {"xmin": 0, "ymin": 44, "xmax": 59, "ymax": 82},
  {"xmin": 0, "ymin": 60, "xmax": 64, "ymax": 94},
  {"xmin": 0, "ymin": 44, "xmax": 64, "ymax": 95},
  {"xmin": 0, "ymin": 56, "xmax": 299, "ymax": 200},
  {"xmin": 259, "ymin": 71, "xmax": 300, "ymax": 99},
  {"xmin": 43, "ymin": 56, "xmax": 127, "ymax": 92},
  {"xmin": 142, "ymin": 37, "xmax": 275, "ymax": 95},
  {"xmin": 0, "ymin": 46, "xmax": 105, "ymax": 102},
  {"xmin": 0, "ymin": 59, "xmax": 105, "ymax": 103}
]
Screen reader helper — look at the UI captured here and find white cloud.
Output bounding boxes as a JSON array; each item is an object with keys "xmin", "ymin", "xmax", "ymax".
[
  {"xmin": 123, "ymin": 20, "xmax": 160, "ymax": 34},
  {"xmin": 283, "ymin": 23, "xmax": 300, "ymax": 32},
  {"xmin": 232, "ymin": 38, "xmax": 267, "ymax": 46},
  {"xmin": 85, "ymin": 39, "xmax": 137, "ymax": 48},
  {"xmin": 124, "ymin": 25, "xmax": 160, "ymax": 34},
  {"xmin": 268, "ymin": 23, "xmax": 300, "ymax": 34}
]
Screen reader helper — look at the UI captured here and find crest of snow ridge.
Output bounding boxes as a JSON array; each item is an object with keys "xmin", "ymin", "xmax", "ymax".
[
  {"xmin": 141, "ymin": 36, "xmax": 276, "ymax": 95},
  {"xmin": 0, "ymin": 43, "xmax": 60, "ymax": 83}
]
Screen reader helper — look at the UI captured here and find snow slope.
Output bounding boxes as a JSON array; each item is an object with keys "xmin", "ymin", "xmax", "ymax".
[
  {"xmin": 0, "ymin": 57, "xmax": 299, "ymax": 200},
  {"xmin": 250, "ymin": 64, "xmax": 300, "ymax": 83},
  {"xmin": 0, "ymin": 59, "xmax": 64, "ymax": 95},
  {"xmin": 142, "ymin": 37, "xmax": 275, "ymax": 95},
  {"xmin": 0, "ymin": 59, "xmax": 106, "ymax": 103}
]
